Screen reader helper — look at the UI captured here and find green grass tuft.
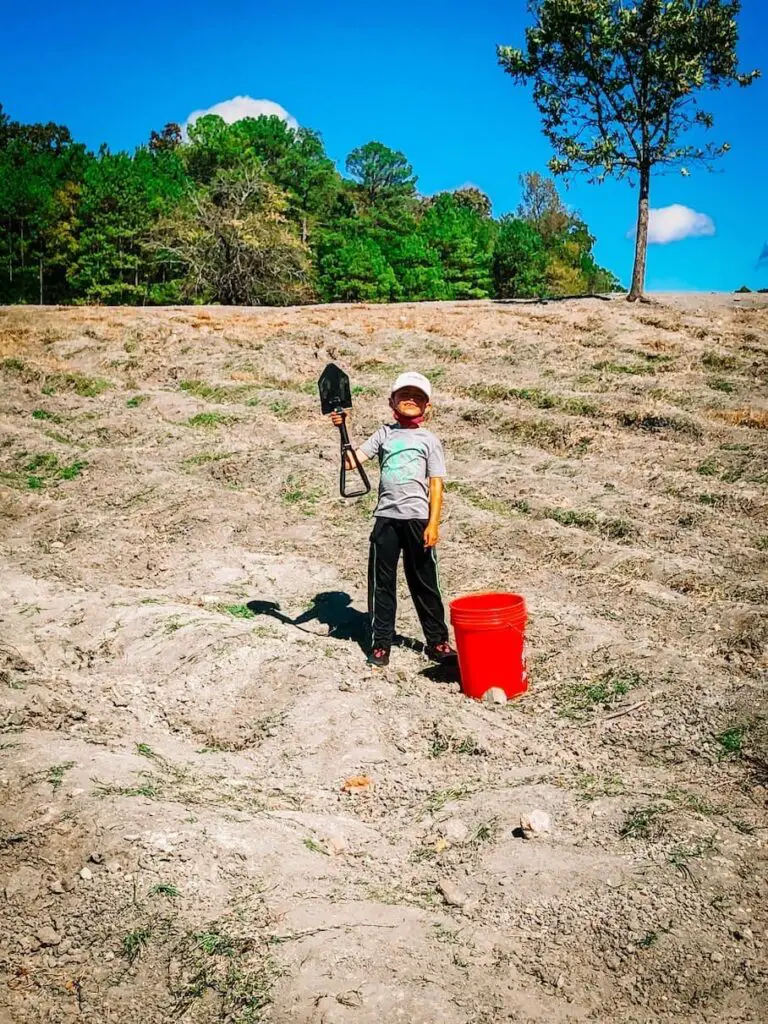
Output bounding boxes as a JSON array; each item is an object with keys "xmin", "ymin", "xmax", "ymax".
[{"xmin": 186, "ymin": 412, "xmax": 236, "ymax": 428}]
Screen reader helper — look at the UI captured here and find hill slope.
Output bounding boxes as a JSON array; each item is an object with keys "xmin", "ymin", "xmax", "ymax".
[{"xmin": 1, "ymin": 294, "xmax": 767, "ymax": 1023}]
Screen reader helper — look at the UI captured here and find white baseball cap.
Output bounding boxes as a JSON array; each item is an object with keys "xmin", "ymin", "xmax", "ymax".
[{"xmin": 390, "ymin": 371, "xmax": 432, "ymax": 400}]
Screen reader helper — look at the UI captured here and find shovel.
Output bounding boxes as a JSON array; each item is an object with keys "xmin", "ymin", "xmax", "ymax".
[{"xmin": 319, "ymin": 363, "xmax": 371, "ymax": 498}]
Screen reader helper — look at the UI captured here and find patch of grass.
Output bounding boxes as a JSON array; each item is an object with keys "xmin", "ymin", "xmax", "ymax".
[
  {"xmin": 428, "ymin": 724, "xmax": 486, "ymax": 758},
  {"xmin": 756, "ymin": 536, "xmax": 768, "ymax": 551},
  {"xmin": 619, "ymin": 804, "xmax": 666, "ymax": 840},
  {"xmin": 303, "ymin": 837, "xmax": 329, "ymax": 855},
  {"xmin": 696, "ymin": 458, "xmax": 718, "ymax": 477},
  {"xmin": 186, "ymin": 412, "xmax": 236, "ymax": 428},
  {"xmin": 667, "ymin": 836, "xmax": 717, "ymax": 879},
  {"xmin": 44, "ymin": 371, "xmax": 110, "ymax": 397},
  {"xmin": 281, "ymin": 475, "xmax": 320, "ymax": 512},
  {"xmin": 497, "ymin": 416, "xmax": 574, "ymax": 453},
  {"xmin": 594, "ymin": 360, "xmax": 656, "ymax": 375},
  {"xmin": 122, "ymin": 927, "xmax": 151, "ymax": 964},
  {"xmin": 543, "ymin": 506, "xmax": 633, "ymax": 540},
  {"xmin": 445, "ymin": 482, "xmax": 529, "ymax": 517},
  {"xmin": 218, "ymin": 603, "xmax": 256, "ymax": 619},
  {"xmin": 2, "ymin": 357, "xmax": 26, "ymax": 373},
  {"xmin": 424, "ymin": 785, "xmax": 473, "ymax": 814},
  {"xmin": 17, "ymin": 453, "xmax": 88, "ymax": 490},
  {"xmin": 467, "ymin": 383, "xmax": 600, "ymax": 417},
  {"xmin": 180, "ymin": 380, "xmax": 250, "ymax": 403},
  {"xmin": 617, "ymin": 411, "xmax": 702, "ymax": 438},
  {"xmin": 136, "ymin": 742, "xmax": 156, "ymax": 759},
  {"xmin": 352, "ymin": 384, "xmax": 379, "ymax": 397},
  {"xmin": 173, "ymin": 924, "xmax": 278, "ymax": 1021},
  {"xmin": 638, "ymin": 931, "xmax": 659, "ymax": 949},
  {"xmin": 193, "ymin": 930, "xmax": 238, "ymax": 957},
  {"xmin": 183, "ymin": 451, "xmax": 235, "ymax": 467},
  {"xmin": 149, "ymin": 882, "xmax": 180, "ymax": 898},
  {"xmin": 26, "ymin": 453, "xmax": 59, "ymax": 473},
  {"xmin": 126, "ymin": 394, "xmax": 149, "ymax": 407},
  {"xmin": 93, "ymin": 778, "xmax": 159, "ymax": 799},
  {"xmin": 702, "ymin": 350, "xmax": 738, "ymax": 371},
  {"xmin": 47, "ymin": 761, "xmax": 75, "ymax": 792},
  {"xmin": 574, "ymin": 772, "xmax": 626, "ymax": 802},
  {"xmin": 467, "ymin": 819, "xmax": 499, "ymax": 847},
  {"xmin": 715, "ymin": 725, "xmax": 746, "ymax": 759},
  {"xmin": 557, "ymin": 667, "xmax": 643, "ymax": 720},
  {"xmin": 32, "ymin": 409, "xmax": 62, "ymax": 423},
  {"xmin": 707, "ymin": 378, "xmax": 735, "ymax": 394},
  {"xmin": 268, "ymin": 398, "xmax": 295, "ymax": 420},
  {"xmin": 58, "ymin": 460, "xmax": 87, "ymax": 480}
]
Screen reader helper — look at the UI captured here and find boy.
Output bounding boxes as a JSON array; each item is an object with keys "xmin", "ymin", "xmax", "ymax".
[{"xmin": 330, "ymin": 371, "xmax": 456, "ymax": 668}]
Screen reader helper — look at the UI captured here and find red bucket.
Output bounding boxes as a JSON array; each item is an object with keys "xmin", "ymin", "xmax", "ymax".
[{"xmin": 449, "ymin": 592, "xmax": 528, "ymax": 701}]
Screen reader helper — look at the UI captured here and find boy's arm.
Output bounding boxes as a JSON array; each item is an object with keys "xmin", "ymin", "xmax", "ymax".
[{"xmin": 424, "ymin": 477, "xmax": 444, "ymax": 548}]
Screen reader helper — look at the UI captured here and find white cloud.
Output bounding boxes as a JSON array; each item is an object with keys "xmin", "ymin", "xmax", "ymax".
[
  {"xmin": 184, "ymin": 96, "xmax": 298, "ymax": 134},
  {"xmin": 629, "ymin": 204, "xmax": 716, "ymax": 245}
]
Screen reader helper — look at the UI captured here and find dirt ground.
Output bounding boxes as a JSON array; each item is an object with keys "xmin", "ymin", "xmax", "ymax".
[{"xmin": 1, "ymin": 293, "xmax": 767, "ymax": 1023}]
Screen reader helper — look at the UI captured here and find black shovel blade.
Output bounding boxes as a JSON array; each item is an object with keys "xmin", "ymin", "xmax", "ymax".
[{"xmin": 319, "ymin": 363, "xmax": 352, "ymax": 415}]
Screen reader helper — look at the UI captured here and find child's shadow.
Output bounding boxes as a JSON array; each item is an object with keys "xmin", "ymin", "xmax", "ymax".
[{"xmin": 247, "ymin": 592, "xmax": 423, "ymax": 655}]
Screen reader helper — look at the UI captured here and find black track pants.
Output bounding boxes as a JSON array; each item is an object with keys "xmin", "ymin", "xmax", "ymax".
[{"xmin": 368, "ymin": 517, "xmax": 449, "ymax": 649}]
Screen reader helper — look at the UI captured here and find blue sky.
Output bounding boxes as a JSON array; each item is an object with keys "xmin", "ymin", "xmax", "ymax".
[{"xmin": 3, "ymin": 0, "xmax": 766, "ymax": 291}]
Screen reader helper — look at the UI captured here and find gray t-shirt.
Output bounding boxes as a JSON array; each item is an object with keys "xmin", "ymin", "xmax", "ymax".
[{"xmin": 360, "ymin": 424, "xmax": 447, "ymax": 520}]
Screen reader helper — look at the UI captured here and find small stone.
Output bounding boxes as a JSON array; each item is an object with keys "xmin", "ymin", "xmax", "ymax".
[
  {"xmin": 36, "ymin": 926, "xmax": 62, "ymax": 947},
  {"xmin": 338, "ymin": 680, "xmax": 353, "ymax": 692},
  {"xmin": 520, "ymin": 810, "xmax": 551, "ymax": 839},
  {"xmin": 50, "ymin": 541, "xmax": 64, "ymax": 550},
  {"xmin": 106, "ymin": 860, "xmax": 121, "ymax": 874},
  {"xmin": 79, "ymin": 867, "xmax": 93, "ymax": 881},
  {"xmin": 325, "ymin": 835, "xmax": 347, "ymax": 856},
  {"xmin": 736, "ymin": 927, "xmax": 754, "ymax": 942},
  {"xmin": 89, "ymin": 852, "xmax": 103, "ymax": 864},
  {"xmin": 336, "ymin": 991, "xmax": 363, "ymax": 1008},
  {"xmin": 104, "ymin": 951, "xmax": 114, "ymax": 962},
  {"xmin": 438, "ymin": 880, "xmax": 468, "ymax": 908},
  {"xmin": 438, "ymin": 819, "xmax": 470, "ymax": 845},
  {"xmin": 606, "ymin": 955, "xmax": 621, "ymax": 971},
  {"xmin": 48, "ymin": 880, "xmax": 65, "ymax": 894},
  {"xmin": 484, "ymin": 687, "xmax": 508, "ymax": 706},
  {"xmin": 711, "ymin": 952, "xmax": 724, "ymax": 963}
]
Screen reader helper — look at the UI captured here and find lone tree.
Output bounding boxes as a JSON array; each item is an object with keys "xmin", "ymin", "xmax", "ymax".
[{"xmin": 498, "ymin": 1, "xmax": 759, "ymax": 300}]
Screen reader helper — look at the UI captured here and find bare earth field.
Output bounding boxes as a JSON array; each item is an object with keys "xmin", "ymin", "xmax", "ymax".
[{"xmin": 1, "ymin": 294, "xmax": 767, "ymax": 1023}]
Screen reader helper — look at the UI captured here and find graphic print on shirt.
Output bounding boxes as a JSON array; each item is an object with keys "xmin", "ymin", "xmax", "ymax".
[{"xmin": 381, "ymin": 435, "xmax": 424, "ymax": 486}]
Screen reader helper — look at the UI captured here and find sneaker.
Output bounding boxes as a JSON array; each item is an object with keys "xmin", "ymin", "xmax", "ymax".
[
  {"xmin": 367, "ymin": 646, "xmax": 390, "ymax": 667},
  {"xmin": 425, "ymin": 641, "xmax": 457, "ymax": 664}
]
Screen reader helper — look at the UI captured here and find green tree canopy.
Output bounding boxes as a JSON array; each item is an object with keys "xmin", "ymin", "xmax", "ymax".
[{"xmin": 345, "ymin": 141, "xmax": 417, "ymax": 206}]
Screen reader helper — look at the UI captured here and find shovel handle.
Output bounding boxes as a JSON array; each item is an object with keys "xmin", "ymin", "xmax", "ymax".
[{"xmin": 335, "ymin": 412, "xmax": 371, "ymax": 499}]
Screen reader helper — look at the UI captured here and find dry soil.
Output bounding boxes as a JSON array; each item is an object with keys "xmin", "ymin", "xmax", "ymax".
[{"xmin": 1, "ymin": 294, "xmax": 767, "ymax": 1023}]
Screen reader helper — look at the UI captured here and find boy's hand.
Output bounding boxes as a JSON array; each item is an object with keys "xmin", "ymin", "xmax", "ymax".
[
  {"xmin": 423, "ymin": 523, "xmax": 440, "ymax": 548},
  {"xmin": 330, "ymin": 412, "xmax": 346, "ymax": 427}
]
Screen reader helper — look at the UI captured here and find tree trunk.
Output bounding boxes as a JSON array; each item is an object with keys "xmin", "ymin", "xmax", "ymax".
[
  {"xmin": 301, "ymin": 217, "xmax": 307, "ymax": 244},
  {"xmin": 39, "ymin": 258, "xmax": 43, "ymax": 305},
  {"xmin": 628, "ymin": 164, "xmax": 650, "ymax": 302}
]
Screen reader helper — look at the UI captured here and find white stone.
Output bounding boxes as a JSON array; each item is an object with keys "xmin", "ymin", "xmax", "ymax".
[{"xmin": 520, "ymin": 810, "xmax": 551, "ymax": 839}]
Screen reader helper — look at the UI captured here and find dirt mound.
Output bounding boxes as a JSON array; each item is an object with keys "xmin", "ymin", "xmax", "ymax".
[{"xmin": 1, "ymin": 294, "xmax": 767, "ymax": 1022}]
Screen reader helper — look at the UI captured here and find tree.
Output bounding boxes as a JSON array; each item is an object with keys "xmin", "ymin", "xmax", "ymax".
[
  {"xmin": 149, "ymin": 123, "xmax": 182, "ymax": 153},
  {"xmin": 498, "ymin": 0, "xmax": 759, "ymax": 300},
  {"xmin": 516, "ymin": 171, "xmax": 570, "ymax": 244},
  {"xmin": 154, "ymin": 162, "xmax": 311, "ymax": 306},
  {"xmin": 452, "ymin": 186, "xmax": 493, "ymax": 218},
  {"xmin": 420, "ymin": 193, "xmax": 495, "ymax": 299},
  {"xmin": 345, "ymin": 142, "xmax": 417, "ymax": 206},
  {"xmin": 492, "ymin": 217, "xmax": 547, "ymax": 298}
]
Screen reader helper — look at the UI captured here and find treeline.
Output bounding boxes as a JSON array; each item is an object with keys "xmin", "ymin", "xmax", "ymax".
[{"xmin": 0, "ymin": 104, "xmax": 622, "ymax": 306}]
